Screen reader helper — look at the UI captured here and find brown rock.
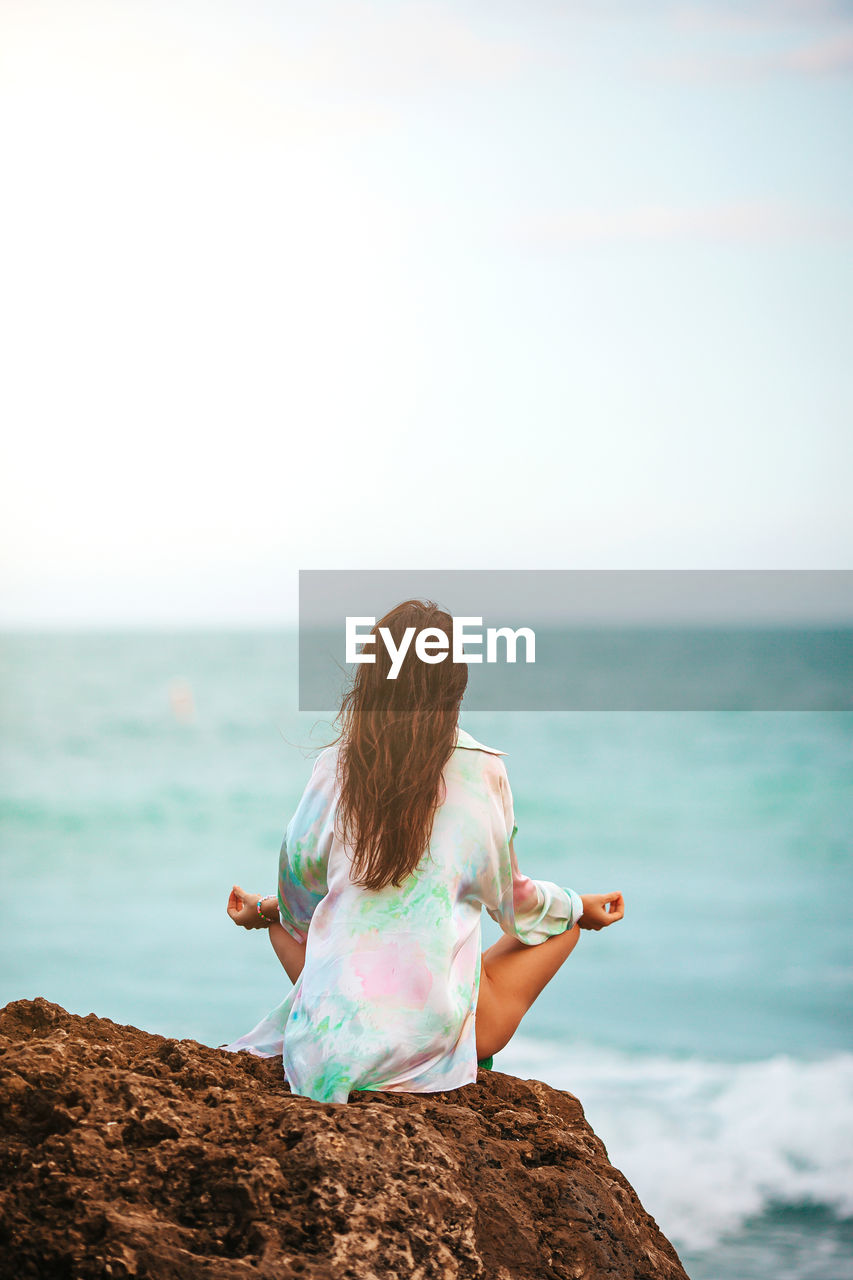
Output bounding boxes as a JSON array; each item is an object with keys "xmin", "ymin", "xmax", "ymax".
[{"xmin": 0, "ymin": 998, "xmax": 688, "ymax": 1279}]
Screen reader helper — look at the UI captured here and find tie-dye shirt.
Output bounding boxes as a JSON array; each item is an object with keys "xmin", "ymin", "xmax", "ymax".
[{"xmin": 223, "ymin": 726, "xmax": 584, "ymax": 1104}]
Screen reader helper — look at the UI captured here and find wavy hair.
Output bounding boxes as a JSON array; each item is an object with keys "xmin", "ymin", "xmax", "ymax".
[{"xmin": 332, "ymin": 599, "xmax": 468, "ymax": 891}]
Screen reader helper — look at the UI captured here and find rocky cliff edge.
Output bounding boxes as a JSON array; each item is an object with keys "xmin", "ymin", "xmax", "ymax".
[{"xmin": 0, "ymin": 998, "xmax": 688, "ymax": 1279}]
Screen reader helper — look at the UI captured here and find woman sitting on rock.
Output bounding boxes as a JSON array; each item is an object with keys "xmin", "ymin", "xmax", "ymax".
[{"xmin": 224, "ymin": 599, "xmax": 624, "ymax": 1104}]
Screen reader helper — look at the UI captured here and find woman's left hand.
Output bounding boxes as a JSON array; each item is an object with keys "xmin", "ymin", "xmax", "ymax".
[{"xmin": 227, "ymin": 884, "xmax": 264, "ymax": 929}]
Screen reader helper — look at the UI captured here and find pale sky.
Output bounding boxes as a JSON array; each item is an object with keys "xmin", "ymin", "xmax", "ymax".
[{"xmin": 1, "ymin": 0, "xmax": 851, "ymax": 626}]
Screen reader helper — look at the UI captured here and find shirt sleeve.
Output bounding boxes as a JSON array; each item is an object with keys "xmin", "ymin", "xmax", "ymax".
[
  {"xmin": 477, "ymin": 756, "xmax": 584, "ymax": 945},
  {"xmin": 276, "ymin": 749, "xmax": 336, "ymax": 943}
]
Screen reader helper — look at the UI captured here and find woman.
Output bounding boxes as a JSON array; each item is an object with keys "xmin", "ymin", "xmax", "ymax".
[{"xmin": 224, "ymin": 599, "xmax": 624, "ymax": 1104}]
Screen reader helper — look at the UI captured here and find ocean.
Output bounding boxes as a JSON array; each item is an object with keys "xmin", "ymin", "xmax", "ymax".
[{"xmin": 1, "ymin": 630, "xmax": 851, "ymax": 1279}]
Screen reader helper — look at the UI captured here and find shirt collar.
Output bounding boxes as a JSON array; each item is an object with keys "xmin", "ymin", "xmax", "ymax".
[{"xmin": 454, "ymin": 726, "xmax": 507, "ymax": 756}]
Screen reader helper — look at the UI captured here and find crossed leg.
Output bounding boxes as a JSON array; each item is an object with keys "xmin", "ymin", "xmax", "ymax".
[
  {"xmin": 267, "ymin": 916, "xmax": 581, "ymax": 1065},
  {"xmin": 475, "ymin": 924, "xmax": 581, "ymax": 1062}
]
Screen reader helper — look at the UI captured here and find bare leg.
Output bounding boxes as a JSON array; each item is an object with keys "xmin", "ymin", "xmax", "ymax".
[
  {"xmin": 475, "ymin": 924, "xmax": 581, "ymax": 1061},
  {"xmin": 268, "ymin": 923, "xmax": 306, "ymax": 984}
]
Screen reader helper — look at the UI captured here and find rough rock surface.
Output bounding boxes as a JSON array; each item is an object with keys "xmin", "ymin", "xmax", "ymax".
[{"xmin": 0, "ymin": 998, "xmax": 688, "ymax": 1279}]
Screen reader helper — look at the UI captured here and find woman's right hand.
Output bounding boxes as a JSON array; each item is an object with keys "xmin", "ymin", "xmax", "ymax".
[{"xmin": 578, "ymin": 892, "xmax": 624, "ymax": 931}]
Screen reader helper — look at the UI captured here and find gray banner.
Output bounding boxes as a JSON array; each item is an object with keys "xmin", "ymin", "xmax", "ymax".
[{"xmin": 298, "ymin": 570, "xmax": 853, "ymax": 711}]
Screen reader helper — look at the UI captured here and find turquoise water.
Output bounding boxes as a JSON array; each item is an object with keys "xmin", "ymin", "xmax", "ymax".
[{"xmin": 1, "ymin": 631, "xmax": 851, "ymax": 1279}]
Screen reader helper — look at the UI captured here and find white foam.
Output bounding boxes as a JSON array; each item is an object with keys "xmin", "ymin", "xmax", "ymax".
[{"xmin": 496, "ymin": 1039, "xmax": 853, "ymax": 1252}]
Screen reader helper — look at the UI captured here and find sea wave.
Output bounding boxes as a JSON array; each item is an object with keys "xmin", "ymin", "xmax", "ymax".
[{"xmin": 496, "ymin": 1038, "xmax": 853, "ymax": 1253}]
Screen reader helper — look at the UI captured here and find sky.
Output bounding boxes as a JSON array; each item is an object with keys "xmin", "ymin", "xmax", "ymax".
[{"xmin": 0, "ymin": 0, "xmax": 851, "ymax": 626}]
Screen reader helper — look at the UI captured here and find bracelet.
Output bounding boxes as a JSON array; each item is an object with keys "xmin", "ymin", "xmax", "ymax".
[{"xmin": 256, "ymin": 895, "xmax": 277, "ymax": 925}]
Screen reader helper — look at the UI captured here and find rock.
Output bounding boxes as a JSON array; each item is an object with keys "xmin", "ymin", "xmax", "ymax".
[{"xmin": 0, "ymin": 998, "xmax": 688, "ymax": 1279}]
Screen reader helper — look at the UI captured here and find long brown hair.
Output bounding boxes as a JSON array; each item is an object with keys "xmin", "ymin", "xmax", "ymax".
[{"xmin": 333, "ymin": 599, "xmax": 468, "ymax": 891}]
